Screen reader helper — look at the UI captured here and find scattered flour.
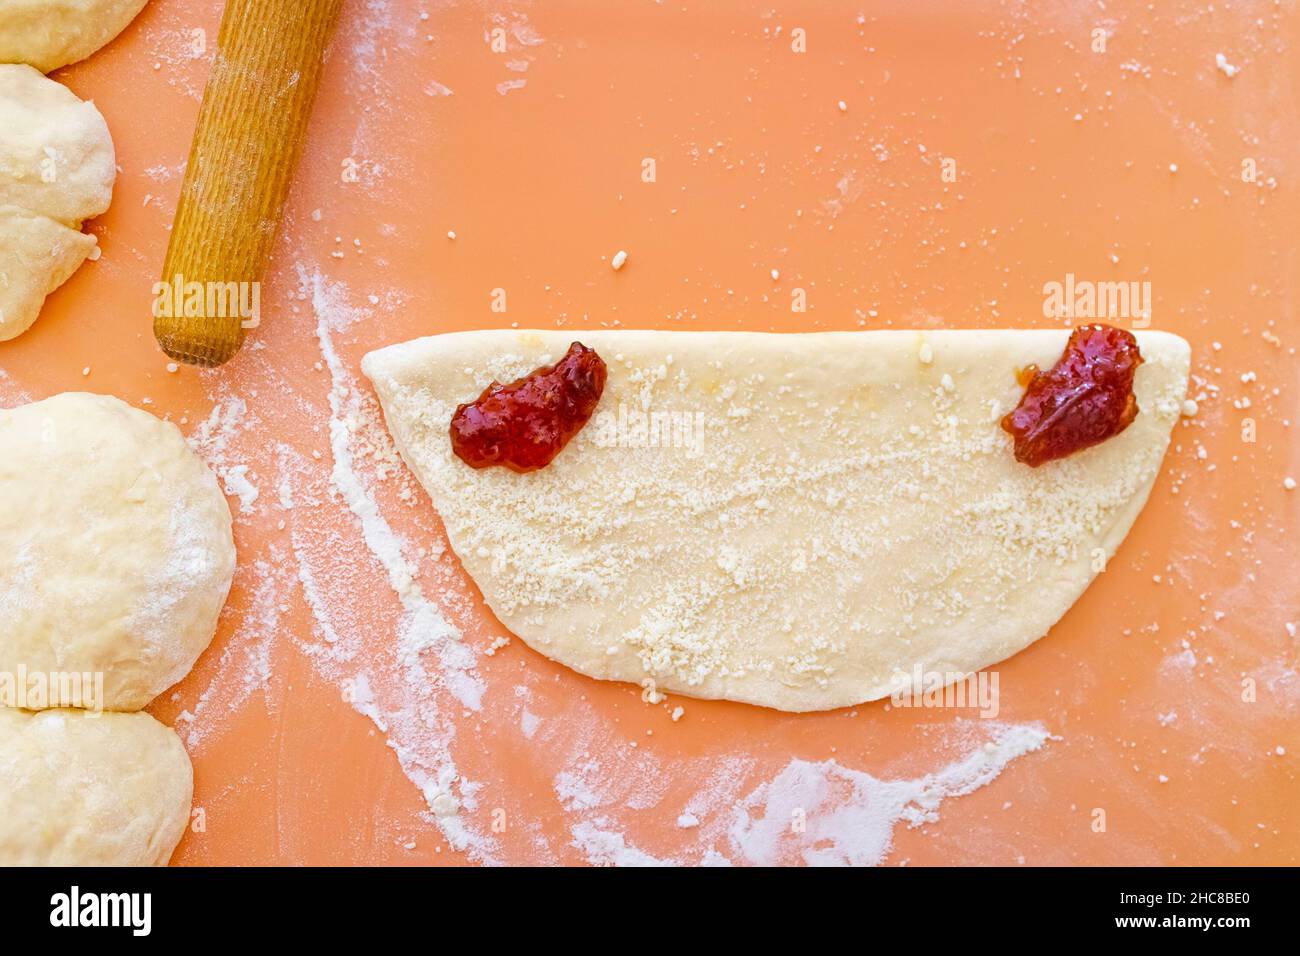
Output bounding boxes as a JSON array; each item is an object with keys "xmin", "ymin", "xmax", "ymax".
[
  {"xmin": 188, "ymin": 391, "xmax": 250, "ymax": 463},
  {"xmin": 0, "ymin": 369, "xmax": 30, "ymax": 405},
  {"xmin": 174, "ymin": 555, "xmax": 285, "ymax": 750},
  {"xmin": 488, "ymin": 9, "xmax": 543, "ymax": 96},
  {"xmin": 570, "ymin": 821, "xmax": 670, "ymax": 867},
  {"xmin": 291, "ymin": 267, "xmax": 494, "ymax": 859},
  {"xmin": 1214, "ymin": 52, "xmax": 1240, "ymax": 78},
  {"xmin": 728, "ymin": 723, "xmax": 1052, "ymax": 866},
  {"xmin": 309, "ymin": 268, "xmax": 483, "ymax": 712},
  {"xmin": 188, "ymin": 390, "xmax": 261, "ymax": 515},
  {"xmin": 221, "ymin": 464, "xmax": 260, "ymax": 513},
  {"xmin": 553, "ymin": 715, "xmax": 1051, "ymax": 866}
]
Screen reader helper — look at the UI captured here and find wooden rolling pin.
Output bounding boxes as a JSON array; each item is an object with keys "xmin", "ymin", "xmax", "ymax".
[{"xmin": 154, "ymin": 0, "xmax": 345, "ymax": 367}]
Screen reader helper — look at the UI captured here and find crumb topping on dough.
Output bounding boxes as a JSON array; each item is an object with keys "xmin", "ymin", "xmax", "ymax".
[{"xmin": 364, "ymin": 330, "xmax": 1190, "ymax": 711}]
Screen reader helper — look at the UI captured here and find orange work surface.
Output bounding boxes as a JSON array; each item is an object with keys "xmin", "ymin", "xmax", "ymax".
[{"xmin": 2, "ymin": 0, "xmax": 1296, "ymax": 866}]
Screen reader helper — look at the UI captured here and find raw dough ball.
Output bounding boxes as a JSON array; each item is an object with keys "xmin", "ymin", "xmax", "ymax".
[
  {"xmin": 0, "ymin": 707, "xmax": 191, "ymax": 866},
  {"xmin": 0, "ymin": 0, "xmax": 150, "ymax": 74},
  {"xmin": 0, "ymin": 63, "xmax": 114, "ymax": 340},
  {"xmin": 0, "ymin": 393, "xmax": 236, "ymax": 711}
]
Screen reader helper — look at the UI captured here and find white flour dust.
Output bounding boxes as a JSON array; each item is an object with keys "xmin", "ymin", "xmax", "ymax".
[
  {"xmin": 570, "ymin": 822, "xmax": 671, "ymax": 867},
  {"xmin": 174, "ymin": 554, "xmax": 287, "ymax": 750},
  {"xmin": 550, "ymin": 708, "xmax": 1051, "ymax": 866},
  {"xmin": 0, "ymin": 369, "xmax": 30, "ymax": 405},
  {"xmin": 188, "ymin": 390, "xmax": 262, "ymax": 516},
  {"xmin": 308, "ymin": 269, "xmax": 483, "ymax": 713},
  {"xmin": 488, "ymin": 9, "xmax": 543, "ymax": 96},
  {"xmin": 284, "ymin": 267, "xmax": 496, "ymax": 860},
  {"xmin": 729, "ymin": 723, "xmax": 1052, "ymax": 866}
]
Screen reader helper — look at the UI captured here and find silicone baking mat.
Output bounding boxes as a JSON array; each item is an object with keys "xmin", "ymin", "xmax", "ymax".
[{"xmin": 3, "ymin": 0, "xmax": 1295, "ymax": 865}]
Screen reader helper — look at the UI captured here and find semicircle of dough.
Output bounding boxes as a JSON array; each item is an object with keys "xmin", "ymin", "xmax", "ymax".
[
  {"xmin": 0, "ymin": 0, "xmax": 150, "ymax": 74},
  {"xmin": 0, "ymin": 708, "xmax": 191, "ymax": 866},
  {"xmin": 0, "ymin": 64, "xmax": 114, "ymax": 341},
  {"xmin": 0, "ymin": 393, "xmax": 236, "ymax": 711},
  {"xmin": 363, "ymin": 329, "xmax": 1191, "ymax": 712}
]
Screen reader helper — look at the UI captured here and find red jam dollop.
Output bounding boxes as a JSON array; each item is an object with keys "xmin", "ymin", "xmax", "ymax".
[
  {"xmin": 1001, "ymin": 324, "xmax": 1144, "ymax": 467},
  {"xmin": 450, "ymin": 342, "xmax": 607, "ymax": 473}
]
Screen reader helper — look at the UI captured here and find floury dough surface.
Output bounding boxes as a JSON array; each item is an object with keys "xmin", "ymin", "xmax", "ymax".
[
  {"xmin": 0, "ymin": 63, "xmax": 114, "ymax": 340},
  {"xmin": 0, "ymin": 0, "xmax": 150, "ymax": 73},
  {"xmin": 0, "ymin": 393, "xmax": 236, "ymax": 710},
  {"xmin": 0, "ymin": 707, "xmax": 191, "ymax": 866},
  {"xmin": 364, "ymin": 329, "xmax": 1191, "ymax": 712}
]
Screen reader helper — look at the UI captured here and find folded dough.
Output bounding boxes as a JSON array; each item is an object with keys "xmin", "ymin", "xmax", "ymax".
[{"xmin": 364, "ymin": 329, "xmax": 1190, "ymax": 712}]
